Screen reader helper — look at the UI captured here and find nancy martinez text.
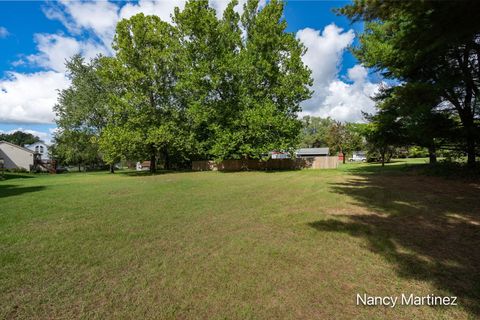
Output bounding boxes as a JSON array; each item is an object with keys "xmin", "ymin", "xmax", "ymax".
[{"xmin": 356, "ymin": 293, "xmax": 458, "ymax": 308}]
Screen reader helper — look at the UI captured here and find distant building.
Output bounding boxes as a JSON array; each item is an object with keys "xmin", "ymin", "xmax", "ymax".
[
  {"xmin": 0, "ymin": 141, "xmax": 35, "ymax": 171},
  {"xmin": 270, "ymin": 151, "xmax": 290, "ymax": 159},
  {"xmin": 25, "ymin": 142, "xmax": 50, "ymax": 160},
  {"xmin": 296, "ymin": 148, "xmax": 329, "ymax": 158}
]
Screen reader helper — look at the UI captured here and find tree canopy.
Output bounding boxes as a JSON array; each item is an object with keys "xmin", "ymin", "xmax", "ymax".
[
  {"xmin": 54, "ymin": 0, "xmax": 313, "ymax": 172},
  {"xmin": 339, "ymin": 0, "xmax": 480, "ymax": 167},
  {"xmin": 0, "ymin": 131, "xmax": 41, "ymax": 147}
]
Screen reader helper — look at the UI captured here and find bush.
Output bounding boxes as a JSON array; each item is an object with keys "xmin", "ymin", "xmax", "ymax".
[{"xmin": 408, "ymin": 146, "xmax": 428, "ymax": 158}]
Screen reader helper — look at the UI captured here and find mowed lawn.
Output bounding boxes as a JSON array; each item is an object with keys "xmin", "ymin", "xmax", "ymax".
[{"xmin": 1, "ymin": 160, "xmax": 479, "ymax": 319}]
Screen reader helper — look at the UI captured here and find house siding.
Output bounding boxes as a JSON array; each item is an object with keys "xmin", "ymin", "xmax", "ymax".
[
  {"xmin": 0, "ymin": 142, "xmax": 34, "ymax": 171},
  {"xmin": 25, "ymin": 142, "xmax": 50, "ymax": 160}
]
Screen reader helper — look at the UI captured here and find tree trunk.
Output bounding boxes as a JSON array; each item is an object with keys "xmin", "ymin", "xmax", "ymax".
[
  {"xmin": 445, "ymin": 89, "xmax": 476, "ymax": 168},
  {"xmin": 164, "ymin": 147, "xmax": 170, "ymax": 170},
  {"xmin": 381, "ymin": 148, "xmax": 385, "ymax": 167},
  {"xmin": 110, "ymin": 164, "xmax": 115, "ymax": 174},
  {"xmin": 428, "ymin": 142, "xmax": 437, "ymax": 165},
  {"xmin": 466, "ymin": 130, "xmax": 476, "ymax": 168},
  {"xmin": 150, "ymin": 153, "xmax": 156, "ymax": 174},
  {"xmin": 78, "ymin": 163, "xmax": 81, "ymax": 172},
  {"xmin": 342, "ymin": 152, "xmax": 346, "ymax": 164}
]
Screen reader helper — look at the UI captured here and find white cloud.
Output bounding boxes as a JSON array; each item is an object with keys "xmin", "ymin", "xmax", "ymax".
[
  {"xmin": 27, "ymin": 33, "xmax": 108, "ymax": 72},
  {"xmin": 320, "ymin": 66, "xmax": 380, "ymax": 122},
  {"xmin": 209, "ymin": 0, "xmax": 266, "ymax": 18},
  {"xmin": 43, "ymin": 0, "xmax": 119, "ymax": 50},
  {"xmin": 0, "ymin": 71, "xmax": 69, "ymax": 124},
  {"xmin": 0, "ymin": 26, "xmax": 9, "ymax": 38},
  {"xmin": 297, "ymin": 24, "xmax": 380, "ymax": 122},
  {"xmin": 120, "ymin": 0, "xmax": 186, "ymax": 23}
]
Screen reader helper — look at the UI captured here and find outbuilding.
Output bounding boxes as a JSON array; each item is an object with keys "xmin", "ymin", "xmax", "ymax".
[{"xmin": 295, "ymin": 147, "xmax": 330, "ymax": 158}]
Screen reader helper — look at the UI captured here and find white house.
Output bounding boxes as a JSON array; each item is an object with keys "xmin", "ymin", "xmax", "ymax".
[
  {"xmin": 25, "ymin": 141, "xmax": 50, "ymax": 160},
  {"xmin": 0, "ymin": 141, "xmax": 35, "ymax": 171}
]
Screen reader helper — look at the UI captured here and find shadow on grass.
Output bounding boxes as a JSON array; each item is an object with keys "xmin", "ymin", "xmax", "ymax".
[
  {"xmin": 309, "ymin": 171, "xmax": 480, "ymax": 316},
  {"xmin": 341, "ymin": 162, "xmax": 428, "ymax": 176},
  {"xmin": 0, "ymin": 173, "xmax": 36, "ymax": 181},
  {"xmin": 0, "ymin": 184, "xmax": 46, "ymax": 199}
]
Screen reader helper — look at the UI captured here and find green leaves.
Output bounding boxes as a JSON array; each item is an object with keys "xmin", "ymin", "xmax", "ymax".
[
  {"xmin": 173, "ymin": 0, "xmax": 311, "ymax": 160},
  {"xmin": 340, "ymin": 0, "xmax": 480, "ymax": 166},
  {"xmin": 56, "ymin": 0, "xmax": 313, "ymax": 169}
]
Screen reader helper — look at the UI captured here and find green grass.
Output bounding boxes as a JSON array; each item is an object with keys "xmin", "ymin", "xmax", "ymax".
[{"xmin": 1, "ymin": 159, "xmax": 479, "ymax": 319}]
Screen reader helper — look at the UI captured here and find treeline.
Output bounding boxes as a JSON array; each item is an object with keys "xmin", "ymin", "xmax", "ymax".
[
  {"xmin": 299, "ymin": 116, "xmax": 366, "ymax": 163},
  {"xmin": 340, "ymin": 1, "xmax": 480, "ymax": 168},
  {"xmin": 53, "ymin": 0, "xmax": 312, "ymax": 173},
  {"xmin": 0, "ymin": 131, "xmax": 40, "ymax": 147},
  {"xmin": 299, "ymin": 116, "xmax": 439, "ymax": 164}
]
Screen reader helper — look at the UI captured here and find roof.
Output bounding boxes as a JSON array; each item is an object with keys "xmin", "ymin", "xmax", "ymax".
[
  {"xmin": 0, "ymin": 140, "xmax": 35, "ymax": 154},
  {"xmin": 25, "ymin": 141, "xmax": 50, "ymax": 148},
  {"xmin": 296, "ymin": 148, "xmax": 329, "ymax": 155}
]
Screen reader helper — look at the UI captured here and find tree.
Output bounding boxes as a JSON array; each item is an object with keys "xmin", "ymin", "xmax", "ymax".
[
  {"xmin": 326, "ymin": 121, "xmax": 365, "ymax": 164},
  {"xmin": 99, "ymin": 14, "xmax": 183, "ymax": 173},
  {"xmin": 51, "ymin": 130, "xmax": 101, "ymax": 172},
  {"xmin": 174, "ymin": 0, "xmax": 312, "ymax": 161},
  {"xmin": 58, "ymin": 0, "xmax": 312, "ymax": 169},
  {"xmin": 0, "ymin": 131, "xmax": 40, "ymax": 147},
  {"xmin": 173, "ymin": 0, "xmax": 238, "ymax": 160},
  {"xmin": 299, "ymin": 116, "xmax": 334, "ymax": 148},
  {"xmin": 54, "ymin": 55, "xmax": 110, "ymax": 171},
  {"xmin": 374, "ymin": 83, "xmax": 458, "ymax": 165},
  {"xmin": 364, "ymin": 103, "xmax": 406, "ymax": 166},
  {"xmin": 339, "ymin": 0, "xmax": 480, "ymax": 167}
]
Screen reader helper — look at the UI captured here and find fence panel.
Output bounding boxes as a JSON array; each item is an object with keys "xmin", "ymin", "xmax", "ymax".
[{"xmin": 192, "ymin": 156, "xmax": 338, "ymax": 171}]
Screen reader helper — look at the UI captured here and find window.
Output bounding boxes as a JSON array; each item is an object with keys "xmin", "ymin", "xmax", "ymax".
[
  {"xmin": 40, "ymin": 146, "xmax": 44, "ymax": 153},
  {"xmin": 35, "ymin": 146, "xmax": 39, "ymax": 152}
]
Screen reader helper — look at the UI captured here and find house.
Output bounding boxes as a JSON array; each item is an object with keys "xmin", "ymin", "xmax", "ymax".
[
  {"xmin": 0, "ymin": 141, "xmax": 35, "ymax": 171},
  {"xmin": 296, "ymin": 147, "xmax": 329, "ymax": 158},
  {"xmin": 25, "ymin": 141, "xmax": 50, "ymax": 160}
]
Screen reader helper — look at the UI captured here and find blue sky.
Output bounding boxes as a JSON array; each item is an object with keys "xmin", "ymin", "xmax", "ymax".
[{"xmin": 0, "ymin": 0, "xmax": 378, "ymax": 143}]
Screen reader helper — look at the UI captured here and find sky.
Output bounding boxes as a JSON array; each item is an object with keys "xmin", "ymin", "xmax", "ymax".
[{"xmin": 0, "ymin": 0, "xmax": 381, "ymax": 144}]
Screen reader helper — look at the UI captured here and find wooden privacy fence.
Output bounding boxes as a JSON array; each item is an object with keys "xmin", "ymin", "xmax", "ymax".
[{"xmin": 192, "ymin": 157, "xmax": 338, "ymax": 171}]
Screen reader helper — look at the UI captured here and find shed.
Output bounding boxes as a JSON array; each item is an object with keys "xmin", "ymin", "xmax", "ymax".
[{"xmin": 296, "ymin": 148, "xmax": 330, "ymax": 158}]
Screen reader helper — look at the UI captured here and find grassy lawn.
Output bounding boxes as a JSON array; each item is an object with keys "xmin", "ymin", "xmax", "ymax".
[{"xmin": 1, "ymin": 159, "xmax": 479, "ymax": 319}]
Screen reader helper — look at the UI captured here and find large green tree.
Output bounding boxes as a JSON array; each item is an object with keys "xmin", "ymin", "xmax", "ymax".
[
  {"xmin": 53, "ymin": 55, "xmax": 109, "ymax": 171},
  {"xmin": 174, "ymin": 0, "xmax": 312, "ymax": 161},
  {"xmin": 57, "ymin": 0, "xmax": 312, "ymax": 170},
  {"xmin": 340, "ymin": 0, "xmax": 480, "ymax": 167},
  {"xmin": 99, "ymin": 14, "xmax": 185, "ymax": 173}
]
